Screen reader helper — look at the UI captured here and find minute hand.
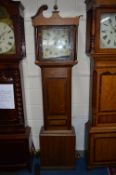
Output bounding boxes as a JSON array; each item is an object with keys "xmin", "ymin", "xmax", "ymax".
[
  {"xmin": 109, "ymin": 20, "xmax": 116, "ymax": 32},
  {"xmin": 0, "ymin": 32, "xmax": 6, "ymax": 39}
]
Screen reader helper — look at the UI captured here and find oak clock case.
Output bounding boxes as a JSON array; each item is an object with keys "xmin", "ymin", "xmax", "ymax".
[
  {"xmin": 0, "ymin": 0, "xmax": 31, "ymax": 170},
  {"xmin": 32, "ymin": 5, "xmax": 79, "ymax": 168},
  {"xmin": 85, "ymin": 0, "xmax": 116, "ymax": 169}
]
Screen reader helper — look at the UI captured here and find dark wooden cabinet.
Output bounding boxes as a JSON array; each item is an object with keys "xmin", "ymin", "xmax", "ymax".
[
  {"xmin": 0, "ymin": 126, "xmax": 31, "ymax": 170},
  {"xmin": 85, "ymin": 0, "xmax": 116, "ymax": 168},
  {"xmin": 0, "ymin": 66, "xmax": 25, "ymax": 134},
  {"xmin": 0, "ymin": 0, "xmax": 31, "ymax": 169},
  {"xmin": 32, "ymin": 5, "xmax": 80, "ymax": 169},
  {"xmin": 88, "ymin": 126, "xmax": 116, "ymax": 168}
]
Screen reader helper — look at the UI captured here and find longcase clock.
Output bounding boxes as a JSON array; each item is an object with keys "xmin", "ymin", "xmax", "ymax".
[
  {"xmin": 0, "ymin": 0, "xmax": 31, "ymax": 169},
  {"xmin": 85, "ymin": 0, "xmax": 116, "ymax": 168},
  {"xmin": 32, "ymin": 5, "xmax": 80, "ymax": 169}
]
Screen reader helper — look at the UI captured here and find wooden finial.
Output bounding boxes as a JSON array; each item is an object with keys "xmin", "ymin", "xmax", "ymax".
[{"xmin": 53, "ymin": 0, "xmax": 58, "ymax": 11}]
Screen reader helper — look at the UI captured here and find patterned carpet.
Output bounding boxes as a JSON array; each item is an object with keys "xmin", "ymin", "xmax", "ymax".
[
  {"xmin": 108, "ymin": 167, "xmax": 116, "ymax": 175},
  {"xmin": 0, "ymin": 156, "xmax": 109, "ymax": 175}
]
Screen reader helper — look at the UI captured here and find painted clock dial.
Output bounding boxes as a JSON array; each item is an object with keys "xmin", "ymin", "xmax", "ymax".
[
  {"xmin": 41, "ymin": 26, "xmax": 73, "ymax": 59},
  {"xmin": 0, "ymin": 22, "xmax": 15, "ymax": 54},
  {"xmin": 100, "ymin": 13, "xmax": 116, "ymax": 48}
]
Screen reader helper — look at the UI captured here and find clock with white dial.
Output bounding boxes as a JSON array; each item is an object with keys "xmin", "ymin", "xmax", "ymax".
[
  {"xmin": 100, "ymin": 13, "xmax": 116, "ymax": 48},
  {"xmin": 41, "ymin": 27, "xmax": 72, "ymax": 59},
  {"xmin": 0, "ymin": 22, "xmax": 15, "ymax": 54},
  {"xmin": 39, "ymin": 26, "xmax": 74, "ymax": 60}
]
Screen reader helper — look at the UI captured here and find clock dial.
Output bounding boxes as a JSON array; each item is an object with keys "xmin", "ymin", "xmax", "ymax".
[
  {"xmin": 41, "ymin": 27, "xmax": 72, "ymax": 59},
  {"xmin": 100, "ymin": 13, "xmax": 116, "ymax": 48},
  {"xmin": 0, "ymin": 22, "xmax": 15, "ymax": 54}
]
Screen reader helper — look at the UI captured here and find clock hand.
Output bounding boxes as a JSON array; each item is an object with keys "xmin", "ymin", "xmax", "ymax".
[
  {"xmin": 0, "ymin": 32, "xmax": 6, "ymax": 39},
  {"xmin": 109, "ymin": 19, "xmax": 116, "ymax": 32},
  {"xmin": 112, "ymin": 27, "xmax": 116, "ymax": 33}
]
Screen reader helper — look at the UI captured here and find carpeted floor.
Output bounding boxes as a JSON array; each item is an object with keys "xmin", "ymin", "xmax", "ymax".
[
  {"xmin": 0, "ymin": 156, "xmax": 109, "ymax": 175},
  {"xmin": 108, "ymin": 167, "xmax": 116, "ymax": 175}
]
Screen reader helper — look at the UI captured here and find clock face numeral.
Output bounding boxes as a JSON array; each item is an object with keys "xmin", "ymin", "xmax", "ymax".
[
  {"xmin": 0, "ymin": 22, "xmax": 15, "ymax": 54},
  {"xmin": 8, "ymin": 42, "xmax": 12, "ymax": 45},
  {"xmin": 103, "ymin": 35, "xmax": 107, "ymax": 40},
  {"xmin": 109, "ymin": 18, "xmax": 112, "ymax": 23},
  {"xmin": 100, "ymin": 13, "xmax": 116, "ymax": 48},
  {"xmin": 102, "ymin": 30, "xmax": 106, "ymax": 33},
  {"xmin": 104, "ymin": 23, "xmax": 108, "ymax": 26},
  {"xmin": 114, "ymin": 41, "xmax": 116, "ymax": 46},
  {"xmin": 107, "ymin": 39, "xmax": 111, "ymax": 44}
]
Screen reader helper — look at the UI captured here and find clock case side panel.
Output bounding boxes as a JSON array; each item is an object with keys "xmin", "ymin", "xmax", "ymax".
[
  {"xmin": 0, "ymin": 0, "xmax": 26, "ymax": 61},
  {"xmin": 86, "ymin": 9, "xmax": 95, "ymax": 55}
]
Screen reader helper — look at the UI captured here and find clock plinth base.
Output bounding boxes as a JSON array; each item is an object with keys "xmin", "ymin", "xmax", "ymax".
[
  {"xmin": 0, "ymin": 126, "xmax": 32, "ymax": 170},
  {"xmin": 87, "ymin": 123, "xmax": 116, "ymax": 169},
  {"xmin": 40, "ymin": 126, "xmax": 76, "ymax": 169}
]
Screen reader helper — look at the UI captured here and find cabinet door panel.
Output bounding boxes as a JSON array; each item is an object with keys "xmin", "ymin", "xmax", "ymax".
[
  {"xmin": 88, "ymin": 129, "xmax": 116, "ymax": 168},
  {"xmin": 100, "ymin": 74, "xmax": 116, "ymax": 112},
  {"xmin": 47, "ymin": 78, "xmax": 67, "ymax": 115},
  {"xmin": 92, "ymin": 68, "xmax": 116, "ymax": 126},
  {"xmin": 42, "ymin": 67, "xmax": 71, "ymax": 130}
]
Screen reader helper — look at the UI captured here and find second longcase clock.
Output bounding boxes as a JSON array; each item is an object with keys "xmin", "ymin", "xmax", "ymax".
[
  {"xmin": 32, "ymin": 5, "xmax": 80, "ymax": 168},
  {"xmin": 85, "ymin": 0, "xmax": 116, "ymax": 168},
  {"xmin": 0, "ymin": 0, "xmax": 31, "ymax": 169}
]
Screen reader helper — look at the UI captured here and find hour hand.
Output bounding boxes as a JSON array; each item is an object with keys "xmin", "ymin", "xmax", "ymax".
[
  {"xmin": 0, "ymin": 32, "xmax": 6, "ymax": 39},
  {"xmin": 109, "ymin": 18, "xmax": 116, "ymax": 32}
]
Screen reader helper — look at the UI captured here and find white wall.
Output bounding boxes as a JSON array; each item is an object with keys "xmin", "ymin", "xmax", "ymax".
[{"xmin": 15, "ymin": 0, "xmax": 90, "ymax": 151}]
